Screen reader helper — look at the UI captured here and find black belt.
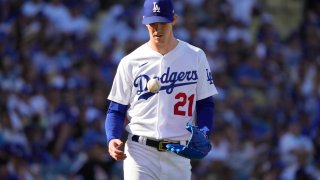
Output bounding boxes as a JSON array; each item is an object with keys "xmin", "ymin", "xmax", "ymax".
[{"xmin": 131, "ymin": 135, "xmax": 182, "ymax": 151}]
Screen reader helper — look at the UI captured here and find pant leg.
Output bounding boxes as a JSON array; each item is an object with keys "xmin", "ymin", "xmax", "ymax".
[
  {"xmin": 124, "ymin": 140, "xmax": 159, "ymax": 180},
  {"xmin": 160, "ymin": 150, "xmax": 192, "ymax": 180}
]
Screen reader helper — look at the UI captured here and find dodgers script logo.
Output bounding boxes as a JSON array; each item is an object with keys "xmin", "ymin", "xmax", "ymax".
[
  {"xmin": 153, "ymin": 2, "xmax": 160, "ymax": 13},
  {"xmin": 134, "ymin": 67, "xmax": 199, "ymax": 100}
]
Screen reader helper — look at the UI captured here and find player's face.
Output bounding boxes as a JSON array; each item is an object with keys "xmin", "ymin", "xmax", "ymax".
[
  {"xmin": 146, "ymin": 16, "xmax": 177, "ymax": 45},
  {"xmin": 146, "ymin": 22, "xmax": 172, "ymax": 44}
]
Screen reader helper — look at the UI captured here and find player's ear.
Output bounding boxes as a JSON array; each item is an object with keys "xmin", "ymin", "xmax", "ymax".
[{"xmin": 172, "ymin": 15, "xmax": 178, "ymax": 26}]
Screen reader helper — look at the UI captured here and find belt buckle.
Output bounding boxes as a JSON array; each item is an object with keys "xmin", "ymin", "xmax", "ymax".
[{"xmin": 158, "ymin": 141, "xmax": 169, "ymax": 151}]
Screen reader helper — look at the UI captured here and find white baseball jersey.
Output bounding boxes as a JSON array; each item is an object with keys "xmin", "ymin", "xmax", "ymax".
[{"xmin": 108, "ymin": 39, "xmax": 218, "ymax": 141}]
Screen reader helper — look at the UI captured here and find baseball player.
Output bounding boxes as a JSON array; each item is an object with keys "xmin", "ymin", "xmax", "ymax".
[{"xmin": 105, "ymin": 0, "xmax": 218, "ymax": 179}]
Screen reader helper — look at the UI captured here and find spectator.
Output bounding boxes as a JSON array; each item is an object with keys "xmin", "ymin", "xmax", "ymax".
[
  {"xmin": 279, "ymin": 121, "xmax": 315, "ymax": 179},
  {"xmin": 0, "ymin": 0, "xmax": 319, "ymax": 179}
]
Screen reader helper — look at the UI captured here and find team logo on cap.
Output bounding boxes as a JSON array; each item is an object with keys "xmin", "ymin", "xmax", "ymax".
[{"xmin": 153, "ymin": 2, "xmax": 160, "ymax": 12}]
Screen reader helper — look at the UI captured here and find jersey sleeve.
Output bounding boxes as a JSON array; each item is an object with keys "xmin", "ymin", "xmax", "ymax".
[
  {"xmin": 196, "ymin": 50, "xmax": 218, "ymax": 100},
  {"xmin": 108, "ymin": 59, "xmax": 132, "ymax": 105}
]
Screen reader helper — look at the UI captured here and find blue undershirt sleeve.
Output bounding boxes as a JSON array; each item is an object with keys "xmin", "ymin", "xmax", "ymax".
[
  {"xmin": 196, "ymin": 96, "xmax": 215, "ymax": 136},
  {"xmin": 105, "ymin": 101, "xmax": 128, "ymax": 144}
]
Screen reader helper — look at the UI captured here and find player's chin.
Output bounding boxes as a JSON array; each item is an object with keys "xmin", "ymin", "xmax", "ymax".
[{"xmin": 153, "ymin": 36, "xmax": 164, "ymax": 43}]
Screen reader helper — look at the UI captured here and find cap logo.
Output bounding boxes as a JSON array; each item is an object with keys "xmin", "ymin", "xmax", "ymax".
[{"xmin": 153, "ymin": 2, "xmax": 160, "ymax": 13}]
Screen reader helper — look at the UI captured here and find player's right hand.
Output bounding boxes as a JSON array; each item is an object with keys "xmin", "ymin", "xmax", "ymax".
[{"xmin": 108, "ymin": 139, "xmax": 127, "ymax": 160}]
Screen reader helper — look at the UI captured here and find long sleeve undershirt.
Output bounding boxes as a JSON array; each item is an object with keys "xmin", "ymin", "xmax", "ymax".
[{"xmin": 105, "ymin": 96, "xmax": 215, "ymax": 143}]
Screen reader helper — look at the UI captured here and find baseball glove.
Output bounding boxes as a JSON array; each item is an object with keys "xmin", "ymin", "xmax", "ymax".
[{"xmin": 166, "ymin": 124, "xmax": 212, "ymax": 159}]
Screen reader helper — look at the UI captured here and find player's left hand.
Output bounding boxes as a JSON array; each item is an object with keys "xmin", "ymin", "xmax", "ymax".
[{"xmin": 166, "ymin": 124, "xmax": 211, "ymax": 159}]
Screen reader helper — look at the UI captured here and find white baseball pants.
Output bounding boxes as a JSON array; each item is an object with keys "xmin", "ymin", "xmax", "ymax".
[{"xmin": 123, "ymin": 137, "xmax": 192, "ymax": 180}]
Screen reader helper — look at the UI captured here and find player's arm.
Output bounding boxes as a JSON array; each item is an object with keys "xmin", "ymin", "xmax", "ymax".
[
  {"xmin": 196, "ymin": 96, "xmax": 214, "ymax": 137},
  {"xmin": 195, "ymin": 49, "xmax": 217, "ymax": 137},
  {"xmin": 105, "ymin": 101, "xmax": 128, "ymax": 160}
]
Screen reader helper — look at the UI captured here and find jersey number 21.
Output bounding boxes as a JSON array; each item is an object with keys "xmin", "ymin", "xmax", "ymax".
[{"xmin": 174, "ymin": 93, "xmax": 195, "ymax": 116}]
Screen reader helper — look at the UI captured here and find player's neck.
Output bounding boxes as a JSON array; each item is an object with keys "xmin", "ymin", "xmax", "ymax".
[{"xmin": 148, "ymin": 37, "xmax": 179, "ymax": 55}]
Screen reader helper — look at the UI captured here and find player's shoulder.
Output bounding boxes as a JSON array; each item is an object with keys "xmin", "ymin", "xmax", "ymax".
[
  {"xmin": 178, "ymin": 40, "xmax": 207, "ymax": 62},
  {"xmin": 178, "ymin": 39, "xmax": 205, "ymax": 54}
]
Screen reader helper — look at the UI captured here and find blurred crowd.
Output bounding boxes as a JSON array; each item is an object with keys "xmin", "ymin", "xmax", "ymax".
[{"xmin": 0, "ymin": 0, "xmax": 320, "ymax": 179}]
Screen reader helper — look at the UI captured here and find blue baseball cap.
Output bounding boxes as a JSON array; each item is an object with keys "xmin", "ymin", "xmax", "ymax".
[{"xmin": 142, "ymin": 0, "xmax": 174, "ymax": 25}]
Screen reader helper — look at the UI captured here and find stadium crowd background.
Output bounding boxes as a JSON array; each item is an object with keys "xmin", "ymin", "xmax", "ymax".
[{"xmin": 0, "ymin": 0, "xmax": 320, "ymax": 179}]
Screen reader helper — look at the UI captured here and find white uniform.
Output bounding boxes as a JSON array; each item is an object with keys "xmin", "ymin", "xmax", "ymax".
[{"xmin": 108, "ymin": 39, "xmax": 218, "ymax": 180}]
